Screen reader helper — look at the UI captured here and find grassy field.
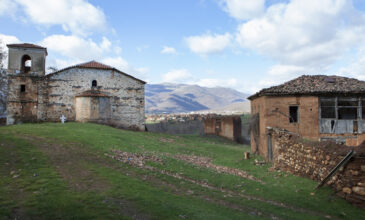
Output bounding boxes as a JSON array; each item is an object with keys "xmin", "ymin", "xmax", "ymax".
[{"xmin": 0, "ymin": 123, "xmax": 364, "ymax": 219}]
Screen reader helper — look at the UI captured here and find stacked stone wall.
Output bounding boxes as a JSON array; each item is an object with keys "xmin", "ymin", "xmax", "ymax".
[{"xmin": 270, "ymin": 128, "xmax": 365, "ymax": 209}]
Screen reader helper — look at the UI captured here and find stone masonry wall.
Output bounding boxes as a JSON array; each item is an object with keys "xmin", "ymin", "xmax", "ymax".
[
  {"xmin": 45, "ymin": 68, "xmax": 145, "ymax": 130},
  {"xmin": 270, "ymin": 128, "xmax": 365, "ymax": 209}
]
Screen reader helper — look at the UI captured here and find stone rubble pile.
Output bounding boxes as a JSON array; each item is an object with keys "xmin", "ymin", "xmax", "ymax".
[
  {"xmin": 270, "ymin": 128, "xmax": 365, "ymax": 209},
  {"xmin": 172, "ymin": 154, "xmax": 265, "ymax": 184},
  {"xmin": 107, "ymin": 150, "xmax": 164, "ymax": 167}
]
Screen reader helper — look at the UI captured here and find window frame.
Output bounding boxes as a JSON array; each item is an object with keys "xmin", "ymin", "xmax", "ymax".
[
  {"xmin": 320, "ymin": 97, "xmax": 363, "ymax": 120},
  {"xmin": 289, "ymin": 105, "xmax": 299, "ymax": 123},
  {"xmin": 20, "ymin": 84, "xmax": 26, "ymax": 93}
]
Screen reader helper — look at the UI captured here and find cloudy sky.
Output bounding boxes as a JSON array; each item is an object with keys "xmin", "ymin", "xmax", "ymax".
[{"xmin": 1, "ymin": 0, "xmax": 365, "ymax": 94}]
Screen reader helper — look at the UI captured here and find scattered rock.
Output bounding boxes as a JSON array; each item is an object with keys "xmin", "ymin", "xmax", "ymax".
[
  {"xmin": 361, "ymin": 165, "xmax": 365, "ymax": 172},
  {"xmin": 342, "ymin": 187, "xmax": 352, "ymax": 194},
  {"xmin": 107, "ymin": 150, "xmax": 164, "ymax": 168},
  {"xmin": 352, "ymin": 186, "xmax": 365, "ymax": 196},
  {"xmin": 172, "ymin": 154, "xmax": 264, "ymax": 184}
]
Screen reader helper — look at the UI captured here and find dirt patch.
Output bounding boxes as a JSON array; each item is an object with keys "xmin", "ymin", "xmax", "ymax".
[
  {"xmin": 159, "ymin": 137, "xmax": 175, "ymax": 143},
  {"xmin": 171, "ymin": 154, "xmax": 265, "ymax": 184}
]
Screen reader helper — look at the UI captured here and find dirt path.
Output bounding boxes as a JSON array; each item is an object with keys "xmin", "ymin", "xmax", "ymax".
[
  {"xmin": 108, "ymin": 150, "xmax": 338, "ymax": 220},
  {"xmin": 15, "ymin": 135, "xmax": 151, "ymax": 220}
]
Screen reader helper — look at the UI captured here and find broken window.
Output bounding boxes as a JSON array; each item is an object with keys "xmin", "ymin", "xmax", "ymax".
[
  {"xmin": 20, "ymin": 85, "xmax": 25, "ymax": 93},
  {"xmin": 320, "ymin": 98, "xmax": 336, "ymax": 118},
  {"xmin": 289, "ymin": 106, "xmax": 298, "ymax": 123},
  {"xmin": 21, "ymin": 55, "xmax": 32, "ymax": 73},
  {"xmin": 338, "ymin": 97, "xmax": 358, "ymax": 120},
  {"xmin": 320, "ymin": 97, "xmax": 365, "ymax": 134},
  {"xmin": 92, "ymin": 80, "xmax": 97, "ymax": 87}
]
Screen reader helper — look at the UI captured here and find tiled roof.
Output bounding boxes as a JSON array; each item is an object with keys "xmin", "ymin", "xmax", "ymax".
[
  {"xmin": 47, "ymin": 60, "xmax": 146, "ymax": 84},
  {"xmin": 7, "ymin": 43, "xmax": 48, "ymax": 55},
  {"xmin": 74, "ymin": 61, "xmax": 114, "ymax": 69},
  {"xmin": 248, "ymin": 75, "xmax": 365, "ymax": 100}
]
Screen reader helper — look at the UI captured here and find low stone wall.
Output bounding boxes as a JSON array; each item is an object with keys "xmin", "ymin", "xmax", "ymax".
[
  {"xmin": 270, "ymin": 128, "xmax": 365, "ymax": 209},
  {"xmin": 146, "ymin": 120, "xmax": 204, "ymax": 135}
]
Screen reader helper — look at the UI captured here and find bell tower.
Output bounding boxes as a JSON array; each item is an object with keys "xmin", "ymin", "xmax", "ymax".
[{"xmin": 6, "ymin": 43, "xmax": 47, "ymax": 125}]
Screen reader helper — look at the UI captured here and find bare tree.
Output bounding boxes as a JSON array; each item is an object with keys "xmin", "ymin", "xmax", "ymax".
[
  {"xmin": 47, "ymin": 66, "xmax": 58, "ymax": 73},
  {"xmin": 0, "ymin": 41, "xmax": 7, "ymax": 119}
]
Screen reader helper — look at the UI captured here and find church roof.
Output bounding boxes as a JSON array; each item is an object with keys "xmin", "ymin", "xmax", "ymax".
[
  {"xmin": 74, "ymin": 61, "xmax": 114, "ymax": 69},
  {"xmin": 7, "ymin": 43, "xmax": 48, "ymax": 55},
  {"xmin": 47, "ymin": 61, "xmax": 146, "ymax": 84},
  {"xmin": 248, "ymin": 75, "xmax": 365, "ymax": 100}
]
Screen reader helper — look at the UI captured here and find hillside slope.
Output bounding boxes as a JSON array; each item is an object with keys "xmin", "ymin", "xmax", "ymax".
[
  {"xmin": 146, "ymin": 83, "xmax": 249, "ymax": 113},
  {"xmin": 0, "ymin": 123, "xmax": 363, "ymax": 219}
]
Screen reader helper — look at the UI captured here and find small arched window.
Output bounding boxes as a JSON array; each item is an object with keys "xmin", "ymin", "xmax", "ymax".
[
  {"xmin": 21, "ymin": 55, "xmax": 32, "ymax": 73},
  {"xmin": 92, "ymin": 80, "xmax": 97, "ymax": 88}
]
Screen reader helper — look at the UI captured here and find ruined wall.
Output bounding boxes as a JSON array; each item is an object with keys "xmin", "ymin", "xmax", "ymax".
[
  {"xmin": 250, "ymin": 96, "xmax": 365, "ymax": 159},
  {"xmin": 204, "ymin": 116, "xmax": 242, "ymax": 142},
  {"xmin": 271, "ymin": 128, "xmax": 365, "ymax": 209},
  {"xmin": 6, "ymin": 75, "xmax": 41, "ymax": 124},
  {"xmin": 45, "ymin": 68, "xmax": 145, "ymax": 130}
]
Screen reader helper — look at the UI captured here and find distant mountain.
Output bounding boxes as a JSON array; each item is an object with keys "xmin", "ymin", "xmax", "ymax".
[{"xmin": 146, "ymin": 83, "xmax": 250, "ymax": 114}]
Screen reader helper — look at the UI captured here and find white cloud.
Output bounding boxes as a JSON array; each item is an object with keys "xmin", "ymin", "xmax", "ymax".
[
  {"xmin": 100, "ymin": 37, "xmax": 111, "ymax": 51},
  {"xmin": 196, "ymin": 78, "xmax": 238, "ymax": 88},
  {"xmin": 0, "ymin": 33, "xmax": 21, "ymax": 48},
  {"xmin": 101, "ymin": 56, "xmax": 148, "ymax": 80},
  {"xmin": 236, "ymin": 0, "xmax": 364, "ymax": 70},
  {"xmin": 101, "ymin": 56, "xmax": 129, "ymax": 71},
  {"xmin": 185, "ymin": 33, "xmax": 231, "ymax": 55},
  {"xmin": 161, "ymin": 46, "xmax": 177, "ymax": 54},
  {"xmin": 0, "ymin": 33, "xmax": 21, "ymax": 67},
  {"xmin": 338, "ymin": 48, "xmax": 365, "ymax": 80},
  {"xmin": 0, "ymin": 0, "xmax": 18, "ymax": 16},
  {"xmin": 162, "ymin": 69, "xmax": 193, "ymax": 83},
  {"xmin": 41, "ymin": 35, "xmax": 111, "ymax": 61},
  {"xmin": 13, "ymin": 0, "xmax": 107, "ymax": 36},
  {"xmin": 220, "ymin": 0, "xmax": 265, "ymax": 20}
]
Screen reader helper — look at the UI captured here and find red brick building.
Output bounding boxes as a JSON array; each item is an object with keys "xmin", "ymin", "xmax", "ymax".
[{"xmin": 248, "ymin": 75, "xmax": 365, "ymax": 160}]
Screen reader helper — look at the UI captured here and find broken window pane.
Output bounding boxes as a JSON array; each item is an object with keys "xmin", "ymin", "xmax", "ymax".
[
  {"xmin": 321, "ymin": 107, "xmax": 336, "ymax": 118},
  {"xmin": 338, "ymin": 107, "xmax": 358, "ymax": 119},
  {"xmin": 320, "ymin": 98, "xmax": 335, "ymax": 106},
  {"xmin": 289, "ymin": 106, "xmax": 298, "ymax": 123}
]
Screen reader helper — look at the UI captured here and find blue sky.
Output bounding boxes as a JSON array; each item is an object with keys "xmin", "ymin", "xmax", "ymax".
[{"xmin": 1, "ymin": 0, "xmax": 365, "ymax": 94}]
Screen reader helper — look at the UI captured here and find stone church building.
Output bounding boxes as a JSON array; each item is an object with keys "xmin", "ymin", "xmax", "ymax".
[{"xmin": 6, "ymin": 43, "xmax": 146, "ymax": 130}]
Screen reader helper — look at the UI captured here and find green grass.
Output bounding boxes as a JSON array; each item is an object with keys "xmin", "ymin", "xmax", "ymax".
[{"xmin": 0, "ymin": 122, "xmax": 364, "ymax": 219}]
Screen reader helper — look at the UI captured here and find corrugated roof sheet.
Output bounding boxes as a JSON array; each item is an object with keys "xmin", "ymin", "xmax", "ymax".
[{"xmin": 248, "ymin": 75, "xmax": 365, "ymax": 100}]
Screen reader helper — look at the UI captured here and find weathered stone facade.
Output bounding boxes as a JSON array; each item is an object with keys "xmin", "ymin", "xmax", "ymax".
[{"xmin": 6, "ymin": 43, "xmax": 145, "ymax": 130}]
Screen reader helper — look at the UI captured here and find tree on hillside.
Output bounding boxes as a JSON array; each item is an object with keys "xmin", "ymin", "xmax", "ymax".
[{"xmin": 0, "ymin": 41, "xmax": 7, "ymax": 118}]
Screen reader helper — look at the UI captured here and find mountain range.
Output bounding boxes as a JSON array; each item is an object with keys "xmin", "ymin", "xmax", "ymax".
[
  {"xmin": 0, "ymin": 80, "xmax": 251, "ymax": 117},
  {"xmin": 146, "ymin": 83, "xmax": 250, "ymax": 114}
]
